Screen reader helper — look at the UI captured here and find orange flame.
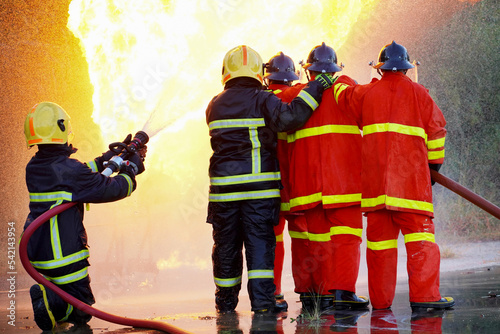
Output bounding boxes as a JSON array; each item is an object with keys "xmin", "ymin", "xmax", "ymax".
[
  {"xmin": 67, "ymin": 0, "xmax": 380, "ymax": 271},
  {"xmin": 67, "ymin": 0, "xmax": 379, "ymax": 143}
]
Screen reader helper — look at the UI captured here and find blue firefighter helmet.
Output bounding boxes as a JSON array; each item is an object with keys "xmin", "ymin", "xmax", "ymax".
[{"xmin": 374, "ymin": 41, "xmax": 415, "ymax": 71}]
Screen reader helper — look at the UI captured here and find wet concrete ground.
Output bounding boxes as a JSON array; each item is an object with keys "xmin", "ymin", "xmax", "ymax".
[{"xmin": 1, "ymin": 265, "xmax": 499, "ymax": 334}]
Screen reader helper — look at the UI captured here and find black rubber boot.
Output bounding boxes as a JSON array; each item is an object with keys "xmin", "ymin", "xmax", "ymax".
[
  {"xmin": 299, "ymin": 293, "xmax": 335, "ymax": 312},
  {"xmin": 215, "ymin": 286, "xmax": 239, "ymax": 313},
  {"xmin": 410, "ymin": 297, "xmax": 455, "ymax": 310},
  {"xmin": 274, "ymin": 294, "xmax": 288, "ymax": 312},
  {"xmin": 330, "ymin": 289, "xmax": 370, "ymax": 310},
  {"xmin": 411, "ymin": 308, "xmax": 446, "ymax": 321},
  {"xmin": 30, "ymin": 284, "xmax": 56, "ymax": 331},
  {"xmin": 319, "ymin": 294, "xmax": 335, "ymax": 311},
  {"xmin": 66, "ymin": 308, "xmax": 92, "ymax": 327},
  {"xmin": 299, "ymin": 293, "xmax": 317, "ymax": 312}
]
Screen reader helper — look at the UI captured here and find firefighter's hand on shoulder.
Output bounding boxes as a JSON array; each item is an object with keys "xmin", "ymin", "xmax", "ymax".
[
  {"xmin": 120, "ymin": 153, "xmax": 145, "ymax": 176},
  {"xmin": 315, "ymin": 73, "xmax": 335, "ymax": 89}
]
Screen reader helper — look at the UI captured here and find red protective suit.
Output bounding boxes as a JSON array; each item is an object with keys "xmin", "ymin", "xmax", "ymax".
[
  {"xmin": 285, "ymin": 75, "xmax": 363, "ymax": 295},
  {"xmin": 334, "ymin": 72, "xmax": 446, "ymax": 216},
  {"xmin": 334, "ymin": 71, "xmax": 447, "ymax": 309}
]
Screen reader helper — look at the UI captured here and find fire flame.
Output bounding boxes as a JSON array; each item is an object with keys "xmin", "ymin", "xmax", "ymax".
[
  {"xmin": 67, "ymin": 0, "xmax": 379, "ymax": 271},
  {"xmin": 67, "ymin": 0, "xmax": 378, "ymax": 143}
]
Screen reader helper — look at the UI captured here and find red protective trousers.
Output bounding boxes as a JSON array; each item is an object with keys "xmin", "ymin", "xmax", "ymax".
[
  {"xmin": 288, "ymin": 205, "xmax": 362, "ymax": 294},
  {"xmin": 366, "ymin": 209, "xmax": 441, "ymax": 309},
  {"xmin": 273, "ymin": 216, "xmax": 286, "ymax": 296}
]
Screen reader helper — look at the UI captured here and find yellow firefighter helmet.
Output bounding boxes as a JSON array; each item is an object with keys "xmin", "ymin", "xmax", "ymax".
[
  {"xmin": 221, "ymin": 45, "xmax": 264, "ymax": 85},
  {"xmin": 24, "ymin": 102, "xmax": 73, "ymax": 147}
]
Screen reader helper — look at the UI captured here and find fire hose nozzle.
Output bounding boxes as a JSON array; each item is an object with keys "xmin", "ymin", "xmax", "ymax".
[
  {"xmin": 102, "ymin": 130, "xmax": 149, "ymax": 176},
  {"xmin": 130, "ymin": 131, "xmax": 149, "ymax": 152}
]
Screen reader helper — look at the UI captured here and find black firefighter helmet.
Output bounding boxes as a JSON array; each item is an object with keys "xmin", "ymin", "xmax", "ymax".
[
  {"xmin": 304, "ymin": 42, "xmax": 342, "ymax": 73},
  {"xmin": 374, "ymin": 41, "xmax": 415, "ymax": 71},
  {"xmin": 265, "ymin": 52, "xmax": 300, "ymax": 83}
]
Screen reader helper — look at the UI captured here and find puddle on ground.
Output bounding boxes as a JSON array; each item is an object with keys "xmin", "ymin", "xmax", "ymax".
[{"xmin": 2, "ymin": 266, "xmax": 499, "ymax": 333}]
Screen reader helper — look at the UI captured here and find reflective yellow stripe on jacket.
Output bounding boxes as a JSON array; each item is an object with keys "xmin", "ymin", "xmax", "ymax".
[
  {"xmin": 31, "ymin": 249, "xmax": 90, "ymax": 270},
  {"xmin": 30, "ymin": 192, "xmax": 73, "ymax": 260},
  {"xmin": 289, "ymin": 192, "xmax": 361, "ymax": 211},
  {"xmin": 333, "ymin": 82, "xmax": 349, "ymax": 103},
  {"xmin": 29, "ymin": 192, "xmax": 90, "ymax": 280},
  {"xmin": 287, "ymin": 124, "xmax": 360, "ymax": 143},
  {"xmin": 208, "ymin": 118, "xmax": 281, "ymax": 202},
  {"xmin": 86, "ymin": 160, "xmax": 98, "ymax": 172},
  {"xmin": 363, "ymin": 123, "xmax": 427, "ymax": 140},
  {"xmin": 286, "ymin": 121, "xmax": 361, "ymax": 209},
  {"xmin": 43, "ymin": 267, "xmax": 89, "ymax": 285},
  {"xmin": 363, "ymin": 123, "xmax": 446, "ymax": 162},
  {"xmin": 297, "ymin": 90, "xmax": 319, "ymax": 110},
  {"xmin": 210, "ymin": 172, "xmax": 280, "ymax": 186}
]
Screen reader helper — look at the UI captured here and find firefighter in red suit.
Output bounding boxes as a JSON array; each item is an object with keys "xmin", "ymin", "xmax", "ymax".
[
  {"xmin": 333, "ymin": 41, "xmax": 454, "ymax": 310},
  {"xmin": 284, "ymin": 43, "xmax": 369, "ymax": 311},
  {"xmin": 264, "ymin": 51, "xmax": 302, "ymax": 311}
]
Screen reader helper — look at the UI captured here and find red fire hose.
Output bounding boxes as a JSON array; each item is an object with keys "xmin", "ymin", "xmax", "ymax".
[
  {"xmin": 19, "ymin": 201, "xmax": 192, "ymax": 334},
  {"xmin": 431, "ymin": 169, "xmax": 500, "ymax": 220}
]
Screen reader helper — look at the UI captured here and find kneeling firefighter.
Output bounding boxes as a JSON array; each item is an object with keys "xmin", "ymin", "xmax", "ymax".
[
  {"xmin": 206, "ymin": 45, "xmax": 335, "ymax": 314},
  {"xmin": 23, "ymin": 102, "xmax": 146, "ymax": 330}
]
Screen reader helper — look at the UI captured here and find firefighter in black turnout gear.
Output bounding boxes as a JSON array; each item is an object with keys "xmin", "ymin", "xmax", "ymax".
[
  {"xmin": 206, "ymin": 45, "xmax": 334, "ymax": 314},
  {"xmin": 23, "ymin": 102, "xmax": 146, "ymax": 330}
]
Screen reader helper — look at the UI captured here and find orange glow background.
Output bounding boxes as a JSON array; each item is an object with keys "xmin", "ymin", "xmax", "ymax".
[{"xmin": 0, "ymin": 0, "xmax": 485, "ymax": 304}]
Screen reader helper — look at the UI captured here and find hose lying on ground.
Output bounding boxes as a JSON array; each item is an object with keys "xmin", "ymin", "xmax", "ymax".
[{"xmin": 19, "ymin": 201, "xmax": 192, "ymax": 334}]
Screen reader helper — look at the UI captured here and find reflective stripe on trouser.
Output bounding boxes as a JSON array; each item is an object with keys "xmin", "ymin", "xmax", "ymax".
[
  {"xmin": 39, "ymin": 275, "xmax": 95, "ymax": 324},
  {"xmin": 273, "ymin": 216, "xmax": 286, "ymax": 296},
  {"xmin": 287, "ymin": 214, "xmax": 312, "ymax": 293},
  {"xmin": 209, "ymin": 199, "xmax": 279, "ymax": 311},
  {"xmin": 325, "ymin": 206, "xmax": 363, "ymax": 292},
  {"xmin": 289, "ymin": 205, "xmax": 353, "ymax": 294},
  {"xmin": 366, "ymin": 209, "xmax": 441, "ymax": 309}
]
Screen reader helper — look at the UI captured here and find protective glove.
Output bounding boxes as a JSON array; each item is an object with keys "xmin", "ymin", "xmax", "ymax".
[
  {"xmin": 120, "ymin": 152, "xmax": 145, "ymax": 176},
  {"xmin": 429, "ymin": 163, "xmax": 442, "ymax": 186},
  {"xmin": 137, "ymin": 145, "xmax": 147, "ymax": 161},
  {"xmin": 314, "ymin": 73, "xmax": 335, "ymax": 90},
  {"xmin": 101, "ymin": 134, "xmax": 132, "ymax": 162}
]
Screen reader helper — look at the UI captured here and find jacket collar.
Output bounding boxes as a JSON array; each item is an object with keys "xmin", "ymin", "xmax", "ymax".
[
  {"xmin": 35, "ymin": 144, "xmax": 77, "ymax": 158},
  {"xmin": 382, "ymin": 71, "xmax": 411, "ymax": 81}
]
